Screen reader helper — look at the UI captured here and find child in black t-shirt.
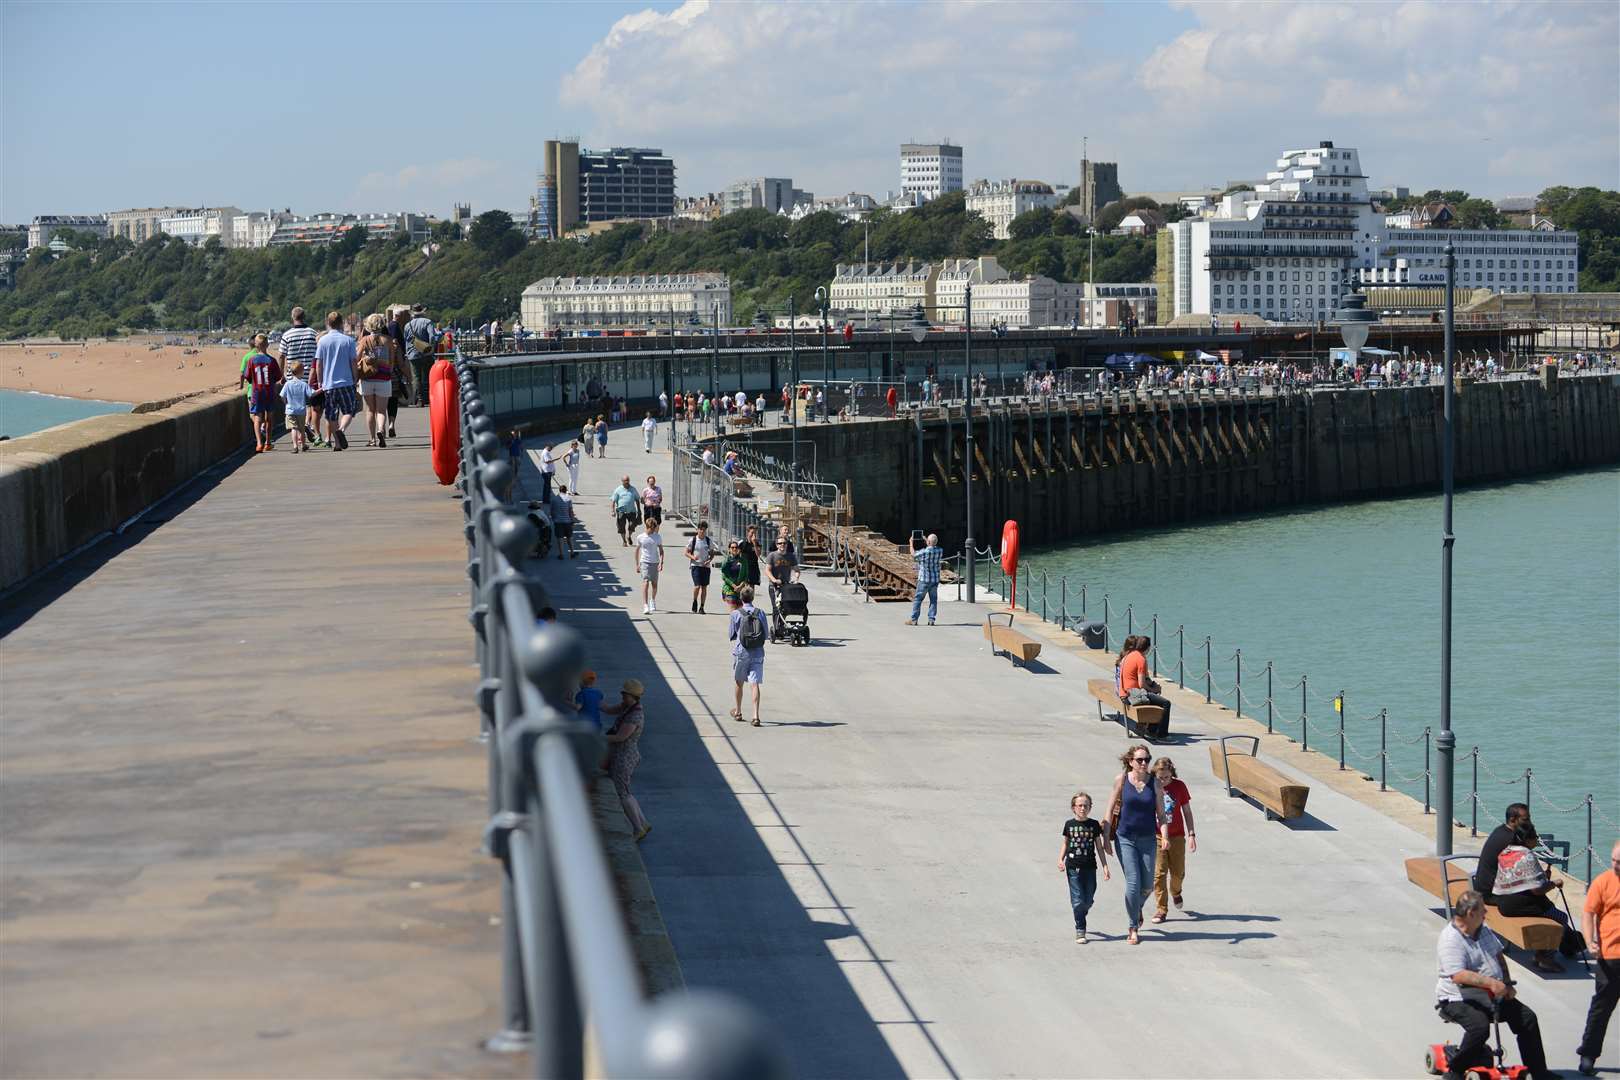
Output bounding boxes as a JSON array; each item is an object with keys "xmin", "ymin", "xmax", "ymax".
[{"xmin": 1057, "ymin": 792, "xmax": 1111, "ymax": 943}]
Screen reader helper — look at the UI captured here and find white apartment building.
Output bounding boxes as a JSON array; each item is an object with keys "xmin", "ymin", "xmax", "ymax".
[
  {"xmin": 722, "ymin": 177, "xmax": 794, "ymax": 215},
  {"xmin": 828, "ymin": 261, "xmax": 939, "ymax": 320},
  {"xmin": 900, "ymin": 142, "xmax": 963, "ymax": 202},
  {"xmin": 28, "ymin": 214, "xmax": 108, "ymax": 249},
  {"xmin": 231, "ymin": 211, "xmax": 293, "ymax": 249},
  {"xmin": 106, "ymin": 207, "xmax": 184, "ymax": 244},
  {"xmin": 520, "ymin": 273, "xmax": 731, "ymax": 332},
  {"xmin": 965, "ymin": 180, "xmax": 1058, "ymax": 240},
  {"xmin": 1163, "ymin": 141, "xmax": 1580, "ymax": 322},
  {"xmin": 935, "ymin": 256, "xmax": 1086, "ymax": 328},
  {"xmin": 159, "ymin": 206, "xmax": 244, "ymax": 246}
]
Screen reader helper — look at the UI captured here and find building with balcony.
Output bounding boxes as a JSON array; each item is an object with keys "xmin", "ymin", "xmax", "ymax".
[
  {"xmin": 722, "ymin": 177, "xmax": 795, "ymax": 216},
  {"xmin": 519, "ymin": 273, "xmax": 730, "ymax": 332},
  {"xmin": 538, "ymin": 142, "xmax": 676, "ymax": 239},
  {"xmin": 106, "ymin": 207, "xmax": 185, "ymax": 244},
  {"xmin": 1158, "ymin": 141, "xmax": 1581, "ymax": 324},
  {"xmin": 230, "ymin": 210, "xmax": 294, "ymax": 249},
  {"xmin": 28, "ymin": 215, "xmax": 108, "ymax": 249},
  {"xmin": 900, "ymin": 142, "xmax": 963, "ymax": 202},
  {"xmin": 158, "ymin": 207, "xmax": 244, "ymax": 246},
  {"xmin": 829, "ymin": 261, "xmax": 940, "ymax": 321},
  {"xmin": 965, "ymin": 180, "xmax": 1058, "ymax": 239}
]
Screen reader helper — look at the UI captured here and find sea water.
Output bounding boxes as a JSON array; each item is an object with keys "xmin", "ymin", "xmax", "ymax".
[{"xmin": 0, "ymin": 389, "xmax": 130, "ymax": 439}]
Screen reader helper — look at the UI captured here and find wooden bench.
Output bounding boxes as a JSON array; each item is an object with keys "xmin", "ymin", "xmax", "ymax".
[
  {"xmin": 984, "ymin": 613, "xmax": 1042, "ymax": 665},
  {"xmin": 1209, "ymin": 735, "xmax": 1309, "ymax": 821},
  {"xmin": 1403, "ymin": 855, "xmax": 1565, "ymax": 952},
  {"xmin": 1086, "ymin": 678, "xmax": 1167, "ymax": 740}
]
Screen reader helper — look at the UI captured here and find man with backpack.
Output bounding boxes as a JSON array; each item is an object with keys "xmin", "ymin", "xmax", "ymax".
[
  {"xmin": 686, "ymin": 520, "xmax": 715, "ymax": 614},
  {"xmin": 403, "ymin": 305, "xmax": 436, "ymax": 407},
  {"xmin": 729, "ymin": 584, "xmax": 767, "ymax": 727}
]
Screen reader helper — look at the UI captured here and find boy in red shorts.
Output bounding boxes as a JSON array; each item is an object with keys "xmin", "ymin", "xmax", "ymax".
[{"xmin": 239, "ymin": 333, "xmax": 283, "ymax": 451}]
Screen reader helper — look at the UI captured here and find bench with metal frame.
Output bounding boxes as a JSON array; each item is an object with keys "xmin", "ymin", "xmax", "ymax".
[{"xmin": 1209, "ymin": 734, "xmax": 1310, "ymax": 821}]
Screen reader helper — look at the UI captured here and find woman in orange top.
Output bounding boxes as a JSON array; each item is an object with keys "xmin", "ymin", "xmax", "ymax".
[{"xmin": 1119, "ymin": 636, "xmax": 1171, "ymax": 737}]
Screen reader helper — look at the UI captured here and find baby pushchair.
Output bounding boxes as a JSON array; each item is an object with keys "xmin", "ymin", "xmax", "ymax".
[{"xmin": 772, "ymin": 581, "xmax": 811, "ymax": 646}]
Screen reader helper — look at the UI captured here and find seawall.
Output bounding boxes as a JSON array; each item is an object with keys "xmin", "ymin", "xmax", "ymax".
[
  {"xmin": 0, "ymin": 391, "xmax": 248, "ymax": 590},
  {"xmin": 745, "ymin": 373, "xmax": 1620, "ymax": 549}
]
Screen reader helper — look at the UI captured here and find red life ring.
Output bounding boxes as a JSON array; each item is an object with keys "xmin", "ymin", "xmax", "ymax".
[
  {"xmin": 429, "ymin": 345, "xmax": 460, "ymax": 486},
  {"xmin": 1000, "ymin": 520, "xmax": 1020, "ymax": 607}
]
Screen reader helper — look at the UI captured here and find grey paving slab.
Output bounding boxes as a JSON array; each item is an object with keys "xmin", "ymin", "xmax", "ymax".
[{"xmin": 528, "ymin": 417, "xmax": 1606, "ymax": 1080}]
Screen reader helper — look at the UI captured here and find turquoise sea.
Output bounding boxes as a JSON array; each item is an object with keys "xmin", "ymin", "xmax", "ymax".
[
  {"xmin": 0, "ymin": 389, "xmax": 130, "ymax": 438},
  {"xmin": 1012, "ymin": 468, "xmax": 1620, "ymax": 854}
]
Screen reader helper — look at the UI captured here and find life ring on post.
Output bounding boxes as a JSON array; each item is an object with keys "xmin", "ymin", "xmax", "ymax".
[
  {"xmin": 1001, "ymin": 519, "xmax": 1020, "ymax": 609},
  {"xmin": 429, "ymin": 333, "xmax": 459, "ymax": 485}
]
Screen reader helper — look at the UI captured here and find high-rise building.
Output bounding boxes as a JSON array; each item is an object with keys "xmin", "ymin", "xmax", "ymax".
[
  {"xmin": 900, "ymin": 142, "xmax": 963, "ymax": 202},
  {"xmin": 722, "ymin": 177, "xmax": 794, "ymax": 215},
  {"xmin": 1078, "ymin": 158, "xmax": 1122, "ymax": 222},
  {"xmin": 538, "ymin": 141, "xmax": 676, "ymax": 238},
  {"xmin": 1160, "ymin": 140, "xmax": 1580, "ymax": 324}
]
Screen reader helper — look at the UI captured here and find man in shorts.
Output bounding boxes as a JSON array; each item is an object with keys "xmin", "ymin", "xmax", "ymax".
[
  {"xmin": 728, "ymin": 584, "xmax": 766, "ymax": 726},
  {"xmin": 551, "ymin": 483, "xmax": 576, "ymax": 559},
  {"xmin": 611, "ymin": 475, "xmax": 641, "ymax": 546},
  {"xmin": 279, "ymin": 307, "xmax": 322, "ymax": 446},
  {"xmin": 312, "ymin": 311, "xmax": 358, "ymax": 450},
  {"xmin": 685, "ymin": 520, "xmax": 714, "ymax": 614},
  {"xmin": 238, "ymin": 334, "xmax": 282, "ymax": 452},
  {"xmin": 634, "ymin": 517, "xmax": 664, "ymax": 614}
]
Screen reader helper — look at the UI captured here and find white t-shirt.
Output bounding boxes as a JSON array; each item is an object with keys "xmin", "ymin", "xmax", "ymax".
[
  {"xmin": 687, "ymin": 534, "xmax": 714, "ymax": 566},
  {"xmin": 540, "ymin": 447, "xmax": 554, "ymax": 475},
  {"xmin": 735, "ymin": 391, "xmax": 746, "ymax": 407},
  {"xmin": 702, "ymin": 449, "xmax": 714, "ymax": 466},
  {"xmin": 1435, "ymin": 922, "xmax": 1505, "ymax": 1005},
  {"xmin": 634, "ymin": 531, "xmax": 662, "ymax": 566},
  {"xmin": 642, "ymin": 416, "xmax": 656, "ymax": 435},
  {"xmin": 564, "ymin": 448, "xmax": 580, "ymax": 468}
]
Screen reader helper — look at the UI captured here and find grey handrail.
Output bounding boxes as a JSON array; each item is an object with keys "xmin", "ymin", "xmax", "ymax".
[{"xmin": 455, "ymin": 350, "xmax": 790, "ymax": 1080}]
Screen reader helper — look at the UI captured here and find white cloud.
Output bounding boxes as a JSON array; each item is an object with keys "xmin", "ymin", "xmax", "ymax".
[
  {"xmin": 560, "ymin": 0, "xmax": 1617, "ymax": 204},
  {"xmin": 353, "ymin": 158, "xmax": 503, "ymax": 201}
]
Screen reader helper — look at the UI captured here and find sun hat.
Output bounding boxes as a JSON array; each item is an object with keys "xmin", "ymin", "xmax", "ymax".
[{"xmin": 621, "ymin": 678, "xmax": 644, "ymax": 698}]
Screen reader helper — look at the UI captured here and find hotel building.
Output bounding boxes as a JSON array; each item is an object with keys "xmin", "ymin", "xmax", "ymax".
[{"xmin": 519, "ymin": 273, "xmax": 731, "ymax": 332}]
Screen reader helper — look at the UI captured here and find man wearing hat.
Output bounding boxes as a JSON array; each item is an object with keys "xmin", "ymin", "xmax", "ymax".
[{"xmin": 404, "ymin": 304, "xmax": 436, "ymax": 406}]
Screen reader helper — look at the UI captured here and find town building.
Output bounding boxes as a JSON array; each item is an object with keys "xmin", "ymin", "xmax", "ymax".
[
  {"xmin": 675, "ymin": 194, "xmax": 725, "ymax": 222},
  {"xmin": 1084, "ymin": 283, "xmax": 1158, "ymax": 327},
  {"xmin": 1077, "ymin": 158, "xmax": 1122, "ymax": 223},
  {"xmin": 106, "ymin": 207, "xmax": 185, "ymax": 244},
  {"xmin": 451, "ymin": 202, "xmax": 473, "ymax": 237},
  {"xmin": 789, "ymin": 193, "xmax": 879, "ymax": 222},
  {"xmin": 722, "ymin": 177, "xmax": 795, "ymax": 215},
  {"xmin": 28, "ymin": 215, "xmax": 108, "ymax": 249},
  {"xmin": 900, "ymin": 142, "xmax": 963, "ymax": 202},
  {"xmin": 230, "ymin": 210, "xmax": 293, "ymax": 249},
  {"xmin": 829, "ymin": 261, "xmax": 940, "ymax": 321},
  {"xmin": 965, "ymin": 180, "xmax": 1058, "ymax": 239},
  {"xmin": 1116, "ymin": 208, "xmax": 1167, "ymax": 236},
  {"xmin": 538, "ymin": 141, "xmax": 676, "ymax": 239},
  {"xmin": 1157, "ymin": 141, "xmax": 1580, "ymax": 324},
  {"xmin": 519, "ymin": 273, "xmax": 731, "ymax": 332},
  {"xmin": 158, "ymin": 207, "xmax": 244, "ymax": 247}
]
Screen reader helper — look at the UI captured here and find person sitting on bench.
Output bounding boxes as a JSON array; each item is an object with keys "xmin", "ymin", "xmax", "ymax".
[
  {"xmin": 1435, "ymin": 889, "xmax": 1555, "ymax": 1080},
  {"xmin": 1474, "ymin": 803, "xmax": 1574, "ymax": 973},
  {"xmin": 1118, "ymin": 635, "xmax": 1171, "ymax": 736}
]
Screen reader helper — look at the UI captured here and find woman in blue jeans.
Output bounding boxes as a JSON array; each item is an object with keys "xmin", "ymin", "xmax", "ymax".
[{"xmin": 1106, "ymin": 743, "xmax": 1171, "ymax": 945}]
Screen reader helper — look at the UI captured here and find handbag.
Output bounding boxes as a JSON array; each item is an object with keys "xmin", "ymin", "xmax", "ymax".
[
  {"xmin": 1103, "ymin": 775, "xmax": 1124, "ymax": 854},
  {"xmin": 410, "ymin": 334, "xmax": 435, "ymax": 357}
]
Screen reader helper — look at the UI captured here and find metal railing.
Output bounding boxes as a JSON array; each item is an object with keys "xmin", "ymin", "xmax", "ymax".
[
  {"xmin": 967, "ymin": 551, "xmax": 1615, "ymax": 884},
  {"xmin": 455, "ymin": 352, "xmax": 788, "ymax": 1079}
]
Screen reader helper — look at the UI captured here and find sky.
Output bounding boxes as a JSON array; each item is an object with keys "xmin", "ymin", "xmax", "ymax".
[{"xmin": 3, "ymin": 0, "xmax": 1617, "ymax": 224}]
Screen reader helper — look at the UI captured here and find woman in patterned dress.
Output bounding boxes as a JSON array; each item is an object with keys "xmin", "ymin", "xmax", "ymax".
[{"xmin": 603, "ymin": 678, "xmax": 651, "ymax": 841}]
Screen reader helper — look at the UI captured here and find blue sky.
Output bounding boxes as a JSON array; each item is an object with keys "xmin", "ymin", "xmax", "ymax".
[{"xmin": 4, "ymin": 0, "xmax": 1616, "ymax": 224}]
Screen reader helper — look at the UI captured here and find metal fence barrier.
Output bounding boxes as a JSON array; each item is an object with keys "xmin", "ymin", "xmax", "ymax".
[{"xmin": 456, "ymin": 353, "xmax": 790, "ymax": 1080}]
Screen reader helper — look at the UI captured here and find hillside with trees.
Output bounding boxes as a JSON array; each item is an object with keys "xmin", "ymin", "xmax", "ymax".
[{"xmin": 0, "ymin": 196, "xmax": 1154, "ymax": 339}]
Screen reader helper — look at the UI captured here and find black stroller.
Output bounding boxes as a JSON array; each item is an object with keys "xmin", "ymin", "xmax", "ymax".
[{"xmin": 771, "ymin": 581, "xmax": 811, "ymax": 646}]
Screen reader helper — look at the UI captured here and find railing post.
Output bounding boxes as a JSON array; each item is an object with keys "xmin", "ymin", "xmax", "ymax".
[
  {"xmin": 1080, "ymin": 583, "xmax": 1087, "ymax": 619},
  {"xmin": 1300, "ymin": 674, "xmax": 1308, "ymax": 752},
  {"xmin": 1059, "ymin": 578, "xmax": 1067, "ymax": 631},
  {"xmin": 1424, "ymin": 727, "xmax": 1432, "ymax": 814},
  {"xmin": 1524, "ymin": 768, "xmax": 1532, "ymax": 811},
  {"xmin": 1102, "ymin": 595, "xmax": 1110, "ymax": 653},
  {"xmin": 1470, "ymin": 748, "xmax": 1479, "ymax": 837},
  {"xmin": 1150, "ymin": 615, "xmax": 1159, "ymax": 677},
  {"xmin": 1337, "ymin": 690, "xmax": 1345, "ymax": 770},
  {"xmin": 1126, "ymin": 604, "xmax": 1134, "ymax": 638},
  {"xmin": 1266, "ymin": 662, "xmax": 1275, "ymax": 734},
  {"xmin": 1203, "ymin": 637, "xmax": 1212, "ymax": 703},
  {"xmin": 1234, "ymin": 649, "xmax": 1243, "ymax": 719},
  {"xmin": 1042, "ymin": 570, "xmax": 1049, "ymax": 624},
  {"xmin": 1176, "ymin": 626, "xmax": 1185, "ymax": 688},
  {"xmin": 1587, "ymin": 796, "xmax": 1594, "ymax": 884},
  {"xmin": 1378, "ymin": 709, "xmax": 1387, "ymax": 791}
]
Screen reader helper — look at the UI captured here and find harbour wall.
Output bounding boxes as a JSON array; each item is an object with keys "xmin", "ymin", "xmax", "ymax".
[
  {"xmin": 750, "ymin": 373, "xmax": 1620, "ymax": 550},
  {"xmin": 0, "ymin": 391, "xmax": 248, "ymax": 590}
]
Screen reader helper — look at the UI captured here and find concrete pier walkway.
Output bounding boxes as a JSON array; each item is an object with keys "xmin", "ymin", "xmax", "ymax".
[
  {"xmin": 1, "ymin": 412, "xmax": 520, "ymax": 1078},
  {"xmin": 530, "ymin": 418, "xmax": 1605, "ymax": 1079}
]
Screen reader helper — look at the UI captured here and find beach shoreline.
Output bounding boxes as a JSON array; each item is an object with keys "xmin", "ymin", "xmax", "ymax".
[{"xmin": 0, "ymin": 337, "xmax": 246, "ymax": 404}]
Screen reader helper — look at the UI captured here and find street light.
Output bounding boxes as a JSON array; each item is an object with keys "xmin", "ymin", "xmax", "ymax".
[
  {"xmin": 1437, "ymin": 242, "xmax": 1457, "ymax": 857},
  {"xmin": 964, "ymin": 282, "xmax": 976, "ymax": 604},
  {"xmin": 814, "ymin": 285, "xmax": 830, "ymax": 423},
  {"xmin": 1333, "ymin": 277, "xmax": 1377, "ymax": 382},
  {"xmin": 788, "ymin": 295, "xmax": 799, "ymax": 481},
  {"xmin": 907, "ymin": 303, "xmax": 929, "ymax": 344}
]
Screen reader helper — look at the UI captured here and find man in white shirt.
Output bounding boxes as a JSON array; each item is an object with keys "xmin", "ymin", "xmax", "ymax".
[
  {"xmin": 539, "ymin": 444, "xmax": 555, "ymax": 502},
  {"xmin": 658, "ymin": 390, "xmax": 668, "ymax": 417},
  {"xmin": 685, "ymin": 520, "xmax": 715, "ymax": 614},
  {"xmin": 1435, "ymin": 890, "xmax": 1552, "ymax": 1080},
  {"xmin": 642, "ymin": 412, "xmax": 656, "ymax": 453}
]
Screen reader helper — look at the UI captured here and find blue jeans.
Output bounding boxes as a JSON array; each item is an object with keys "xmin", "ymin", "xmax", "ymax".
[
  {"xmin": 1066, "ymin": 866, "xmax": 1097, "ymax": 932},
  {"xmin": 910, "ymin": 581, "xmax": 938, "ymax": 622},
  {"xmin": 1116, "ymin": 832, "xmax": 1157, "ymax": 930}
]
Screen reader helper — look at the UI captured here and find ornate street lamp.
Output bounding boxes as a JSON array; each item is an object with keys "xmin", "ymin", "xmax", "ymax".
[
  {"xmin": 1333, "ymin": 278, "xmax": 1377, "ymax": 381},
  {"xmin": 814, "ymin": 286, "xmax": 830, "ymax": 422}
]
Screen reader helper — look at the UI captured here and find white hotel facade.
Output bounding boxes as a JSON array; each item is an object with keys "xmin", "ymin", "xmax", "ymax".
[
  {"xmin": 964, "ymin": 180, "xmax": 1058, "ymax": 240},
  {"xmin": 519, "ymin": 273, "xmax": 731, "ymax": 332},
  {"xmin": 1162, "ymin": 142, "xmax": 1579, "ymax": 322}
]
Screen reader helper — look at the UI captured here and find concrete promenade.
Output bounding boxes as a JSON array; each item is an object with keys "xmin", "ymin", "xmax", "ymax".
[
  {"xmin": 1, "ymin": 411, "xmax": 522, "ymax": 1078},
  {"xmin": 530, "ymin": 417, "xmax": 1605, "ymax": 1079}
]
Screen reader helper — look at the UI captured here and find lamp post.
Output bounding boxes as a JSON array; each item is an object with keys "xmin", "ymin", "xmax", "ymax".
[
  {"xmin": 664, "ymin": 303, "xmax": 675, "ymax": 406},
  {"xmin": 1333, "ymin": 275, "xmax": 1376, "ymax": 383},
  {"xmin": 686, "ymin": 309, "xmax": 702, "ymax": 400},
  {"xmin": 1437, "ymin": 242, "xmax": 1456, "ymax": 857},
  {"xmin": 964, "ymin": 282, "xmax": 976, "ymax": 603},
  {"xmin": 815, "ymin": 286, "xmax": 830, "ymax": 422},
  {"xmin": 710, "ymin": 302, "xmax": 720, "ymax": 401},
  {"xmin": 788, "ymin": 295, "xmax": 799, "ymax": 481}
]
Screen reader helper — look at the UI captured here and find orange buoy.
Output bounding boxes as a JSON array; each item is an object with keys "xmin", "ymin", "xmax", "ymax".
[
  {"xmin": 428, "ymin": 338, "xmax": 459, "ymax": 485},
  {"xmin": 1000, "ymin": 519, "xmax": 1020, "ymax": 608}
]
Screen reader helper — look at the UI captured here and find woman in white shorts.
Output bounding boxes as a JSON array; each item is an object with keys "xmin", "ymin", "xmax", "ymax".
[{"xmin": 355, "ymin": 313, "xmax": 398, "ymax": 447}]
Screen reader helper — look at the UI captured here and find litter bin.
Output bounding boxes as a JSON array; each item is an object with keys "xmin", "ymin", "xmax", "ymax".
[{"xmin": 1079, "ymin": 620, "xmax": 1107, "ymax": 650}]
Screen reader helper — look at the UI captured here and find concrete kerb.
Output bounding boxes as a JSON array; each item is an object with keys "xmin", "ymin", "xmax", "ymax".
[{"xmin": 972, "ymin": 583, "xmax": 1596, "ymax": 911}]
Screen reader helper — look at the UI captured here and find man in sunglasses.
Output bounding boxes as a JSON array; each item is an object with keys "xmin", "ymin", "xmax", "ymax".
[{"xmin": 1578, "ymin": 839, "xmax": 1620, "ymax": 1076}]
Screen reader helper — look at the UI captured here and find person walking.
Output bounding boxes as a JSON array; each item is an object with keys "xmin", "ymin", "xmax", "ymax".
[
  {"xmin": 279, "ymin": 307, "xmax": 322, "ymax": 446},
  {"xmin": 685, "ymin": 520, "xmax": 715, "ymax": 613},
  {"xmin": 403, "ymin": 305, "xmax": 436, "ymax": 407},
  {"xmin": 594, "ymin": 414, "xmax": 608, "ymax": 456},
  {"xmin": 581, "ymin": 420, "xmax": 595, "ymax": 458},
  {"xmin": 1149, "ymin": 756, "xmax": 1196, "ymax": 924},
  {"xmin": 634, "ymin": 516, "xmax": 664, "ymax": 613},
  {"xmin": 1578, "ymin": 839, "xmax": 1620, "ymax": 1076},
  {"xmin": 611, "ymin": 475, "xmax": 640, "ymax": 546},
  {"xmin": 640, "ymin": 475, "xmax": 663, "ymax": 527},
  {"xmin": 238, "ymin": 334, "xmax": 282, "ymax": 452},
  {"xmin": 1105, "ymin": 744, "xmax": 1171, "ymax": 945},
  {"xmin": 601, "ymin": 679, "xmax": 651, "ymax": 841},
  {"xmin": 738, "ymin": 523, "xmax": 762, "ymax": 590},
  {"xmin": 385, "ymin": 305, "xmax": 409, "ymax": 438},
  {"xmin": 565, "ymin": 440, "xmax": 582, "ymax": 495},
  {"xmin": 279, "ymin": 361, "xmax": 312, "ymax": 452},
  {"xmin": 720, "ymin": 539, "xmax": 746, "ymax": 609},
  {"xmin": 1058, "ymin": 792, "xmax": 1110, "ymax": 944},
  {"xmin": 551, "ymin": 484, "xmax": 577, "ymax": 558},
  {"xmin": 906, "ymin": 531, "xmax": 942, "ymax": 626},
  {"xmin": 355, "ymin": 313, "xmax": 397, "ymax": 447},
  {"xmin": 312, "ymin": 311, "xmax": 358, "ymax": 450},
  {"xmin": 538, "ymin": 443, "xmax": 555, "ymax": 504},
  {"xmin": 728, "ymin": 584, "xmax": 767, "ymax": 726},
  {"xmin": 642, "ymin": 411, "xmax": 657, "ymax": 453}
]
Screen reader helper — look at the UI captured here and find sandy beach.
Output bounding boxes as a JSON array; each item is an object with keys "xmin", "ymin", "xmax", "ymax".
[{"xmin": 0, "ymin": 338, "xmax": 249, "ymax": 404}]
